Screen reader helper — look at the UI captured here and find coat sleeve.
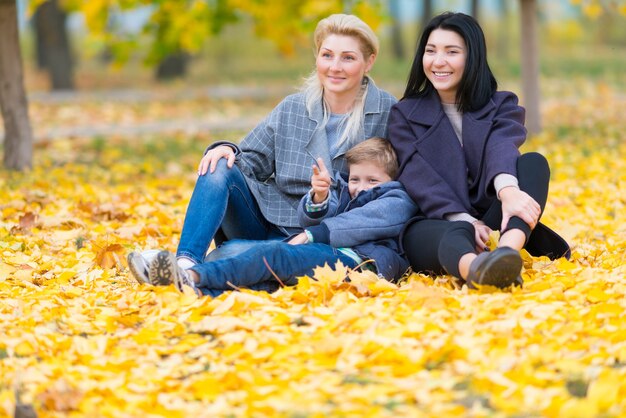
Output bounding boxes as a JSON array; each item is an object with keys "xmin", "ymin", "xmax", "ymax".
[
  {"xmin": 312, "ymin": 189, "xmax": 418, "ymax": 248},
  {"xmin": 298, "ymin": 187, "xmax": 341, "ymax": 227},
  {"xmin": 388, "ymin": 106, "xmax": 469, "ymax": 218},
  {"xmin": 482, "ymin": 92, "xmax": 526, "ymax": 191},
  {"xmin": 235, "ymin": 102, "xmax": 285, "ymax": 182}
]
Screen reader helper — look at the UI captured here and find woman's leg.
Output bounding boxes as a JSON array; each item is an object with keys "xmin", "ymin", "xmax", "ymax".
[
  {"xmin": 482, "ymin": 152, "xmax": 550, "ymax": 247},
  {"xmin": 176, "ymin": 159, "xmax": 278, "ymax": 264},
  {"xmin": 403, "ymin": 219, "xmax": 476, "ymax": 279},
  {"xmin": 190, "ymin": 241, "xmax": 358, "ymax": 291},
  {"xmin": 403, "ymin": 219, "xmax": 521, "ymax": 288}
]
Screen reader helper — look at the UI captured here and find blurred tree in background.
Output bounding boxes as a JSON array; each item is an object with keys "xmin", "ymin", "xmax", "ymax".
[
  {"xmin": 33, "ymin": 0, "xmax": 74, "ymax": 89},
  {"xmin": 1, "ymin": 0, "xmax": 383, "ymax": 170},
  {"xmin": 0, "ymin": 0, "xmax": 33, "ymax": 170},
  {"xmin": 1, "ymin": 0, "xmax": 625, "ymax": 170},
  {"xmin": 66, "ymin": 0, "xmax": 383, "ymax": 77}
]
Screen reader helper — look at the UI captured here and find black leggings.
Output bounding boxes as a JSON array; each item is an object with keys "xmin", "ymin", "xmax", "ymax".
[{"xmin": 402, "ymin": 152, "xmax": 550, "ymax": 278}]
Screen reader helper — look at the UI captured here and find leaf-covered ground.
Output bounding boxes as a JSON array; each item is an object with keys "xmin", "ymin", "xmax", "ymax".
[{"xmin": 1, "ymin": 85, "xmax": 625, "ymax": 417}]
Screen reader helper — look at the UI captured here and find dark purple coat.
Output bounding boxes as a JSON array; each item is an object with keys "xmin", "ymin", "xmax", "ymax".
[
  {"xmin": 388, "ymin": 90, "xmax": 525, "ymax": 219},
  {"xmin": 389, "ymin": 90, "xmax": 571, "ymax": 260}
]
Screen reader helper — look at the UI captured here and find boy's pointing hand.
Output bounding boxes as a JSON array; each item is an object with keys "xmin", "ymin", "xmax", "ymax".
[{"xmin": 311, "ymin": 158, "xmax": 331, "ymax": 203}]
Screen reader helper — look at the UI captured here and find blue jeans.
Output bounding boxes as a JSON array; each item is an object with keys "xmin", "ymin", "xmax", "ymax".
[
  {"xmin": 177, "ymin": 159, "xmax": 287, "ymax": 264},
  {"xmin": 189, "ymin": 240, "xmax": 359, "ymax": 297}
]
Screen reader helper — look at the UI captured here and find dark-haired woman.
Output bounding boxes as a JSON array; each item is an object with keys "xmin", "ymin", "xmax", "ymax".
[{"xmin": 388, "ymin": 12, "xmax": 569, "ymax": 289}]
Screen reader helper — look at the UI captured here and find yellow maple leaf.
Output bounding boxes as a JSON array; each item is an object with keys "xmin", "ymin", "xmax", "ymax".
[
  {"xmin": 312, "ymin": 261, "xmax": 348, "ymax": 285},
  {"xmin": 94, "ymin": 243, "xmax": 125, "ymax": 269}
]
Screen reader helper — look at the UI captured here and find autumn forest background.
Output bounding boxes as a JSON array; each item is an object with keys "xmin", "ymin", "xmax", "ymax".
[{"xmin": 1, "ymin": 0, "xmax": 626, "ymax": 416}]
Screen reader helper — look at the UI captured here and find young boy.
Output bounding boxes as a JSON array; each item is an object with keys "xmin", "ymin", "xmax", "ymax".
[{"xmin": 129, "ymin": 138, "xmax": 418, "ymax": 297}]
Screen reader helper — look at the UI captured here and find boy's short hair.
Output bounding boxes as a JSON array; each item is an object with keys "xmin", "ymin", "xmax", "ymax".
[{"xmin": 346, "ymin": 137, "xmax": 398, "ymax": 179}]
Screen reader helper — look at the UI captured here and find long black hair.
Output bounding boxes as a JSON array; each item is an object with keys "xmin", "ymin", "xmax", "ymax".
[{"xmin": 402, "ymin": 12, "xmax": 497, "ymax": 112}]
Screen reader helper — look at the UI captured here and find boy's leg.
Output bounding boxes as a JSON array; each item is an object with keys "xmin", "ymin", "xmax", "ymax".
[
  {"xmin": 190, "ymin": 241, "xmax": 359, "ymax": 291},
  {"xmin": 197, "ymin": 280, "xmax": 281, "ymax": 299},
  {"xmin": 203, "ymin": 239, "xmax": 269, "ymax": 262},
  {"xmin": 176, "ymin": 159, "xmax": 280, "ymax": 264}
]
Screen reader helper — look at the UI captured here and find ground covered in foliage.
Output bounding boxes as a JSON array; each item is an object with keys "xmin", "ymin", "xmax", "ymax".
[{"xmin": 1, "ymin": 84, "xmax": 625, "ymax": 417}]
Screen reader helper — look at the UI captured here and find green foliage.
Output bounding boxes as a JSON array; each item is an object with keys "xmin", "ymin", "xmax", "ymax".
[
  {"xmin": 59, "ymin": 0, "xmax": 384, "ymax": 67},
  {"xmin": 569, "ymin": 0, "xmax": 626, "ymax": 20}
]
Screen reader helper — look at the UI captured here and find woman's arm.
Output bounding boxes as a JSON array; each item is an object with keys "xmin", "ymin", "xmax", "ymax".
[
  {"xmin": 235, "ymin": 107, "xmax": 281, "ymax": 182},
  {"xmin": 483, "ymin": 92, "xmax": 540, "ymax": 231},
  {"xmin": 482, "ymin": 92, "xmax": 527, "ymax": 188},
  {"xmin": 195, "ymin": 99, "xmax": 286, "ymax": 180}
]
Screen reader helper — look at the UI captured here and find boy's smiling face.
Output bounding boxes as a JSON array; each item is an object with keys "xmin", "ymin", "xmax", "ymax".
[{"xmin": 348, "ymin": 162, "xmax": 392, "ymax": 199}]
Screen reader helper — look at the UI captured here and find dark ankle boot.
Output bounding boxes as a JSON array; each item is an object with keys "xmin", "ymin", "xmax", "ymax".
[{"xmin": 466, "ymin": 247, "xmax": 523, "ymax": 289}]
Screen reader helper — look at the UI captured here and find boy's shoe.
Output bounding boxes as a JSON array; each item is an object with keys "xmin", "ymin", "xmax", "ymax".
[
  {"xmin": 127, "ymin": 252, "xmax": 150, "ymax": 284},
  {"xmin": 173, "ymin": 265, "xmax": 196, "ymax": 293},
  {"xmin": 466, "ymin": 247, "xmax": 523, "ymax": 290},
  {"xmin": 149, "ymin": 250, "xmax": 196, "ymax": 292}
]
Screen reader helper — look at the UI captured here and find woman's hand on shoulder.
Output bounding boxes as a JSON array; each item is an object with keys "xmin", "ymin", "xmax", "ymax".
[
  {"xmin": 198, "ymin": 145, "xmax": 236, "ymax": 175},
  {"xmin": 499, "ymin": 187, "xmax": 541, "ymax": 231}
]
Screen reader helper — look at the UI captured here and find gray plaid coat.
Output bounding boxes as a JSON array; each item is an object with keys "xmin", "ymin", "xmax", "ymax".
[{"xmin": 217, "ymin": 82, "xmax": 396, "ymax": 229}]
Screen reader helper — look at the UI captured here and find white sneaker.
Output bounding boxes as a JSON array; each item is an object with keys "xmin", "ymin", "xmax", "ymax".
[
  {"xmin": 127, "ymin": 251, "xmax": 150, "ymax": 284},
  {"xmin": 173, "ymin": 265, "xmax": 196, "ymax": 293},
  {"xmin": 149, "ymin": 251, "xmax": 196, "ymax": 292},
  {"xmin": 127, "ymin": 249, "xmax": 161, "ymax": 285}
]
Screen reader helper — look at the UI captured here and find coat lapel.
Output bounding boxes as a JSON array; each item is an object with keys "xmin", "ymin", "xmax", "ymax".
[
  {"xmin": 462, "ymin": 99, "xmax": 495, "ymax": 185},
  {"xmin": 406, "ymin": 91, "xmax": 442, "ymax": 128},
  {"xmin": 406, "ymin": 93, "xmax": 469, "ymax": 205},
  {"xmin": 304, "ymin": 96, "xmax": 333, "ymax": 174}
]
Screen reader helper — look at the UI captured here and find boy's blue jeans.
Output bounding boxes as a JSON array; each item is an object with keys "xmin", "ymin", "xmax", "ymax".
[
  {"xmin": 177, "ymin": 159, "xmax": 287, "ymax": 264},
  {"xmin": 189, "ymin": 240, "xmax": 359, "ymax": 297}
]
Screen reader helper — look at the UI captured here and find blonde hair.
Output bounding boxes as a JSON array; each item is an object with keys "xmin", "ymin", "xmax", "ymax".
[
  {"xmin": 346, "ymin": 137, "xmax": 398, "ymax": 179},
  {"xmin": 301, "ymin": 14, "xmax": 379, "ymax": 150}
]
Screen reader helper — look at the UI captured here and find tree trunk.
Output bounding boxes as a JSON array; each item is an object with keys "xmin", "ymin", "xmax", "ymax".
[
  {"xmin": 421, "ymin": 0, "xmax": 432, "ymax": 32},
  {"xmin": 497, "ymin": 0, "xmax": 509, "ymax": 61},
  {"xmin": 520, "ymin": 0, "xmax": 541, "ymax": 135},
  {"xmin": 155, "ymin": 52, "xmax": 190, "ymax": 81},
  {"xmin": 389, "ymin": 0, "xmax": 405, "ymax": 60},
  {"xmin": 0, "ymin": 0, "xmax": 34, "ymax": 170},
  {"xmin": 33, "ymin": 7, "xmax": 47, "ymax": 70},
  {"xmin": 33, "ymin": 0, "xmax": 74, "ymax": 90},
  {"xmin": 471, "ymin": 0, "xmax": 479, "ymax": 21}
]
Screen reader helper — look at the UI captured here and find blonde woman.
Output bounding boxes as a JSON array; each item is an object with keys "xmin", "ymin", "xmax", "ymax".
[{"xmin": 129, "ymin": 14, "xmax": 397, "ymax": 284}]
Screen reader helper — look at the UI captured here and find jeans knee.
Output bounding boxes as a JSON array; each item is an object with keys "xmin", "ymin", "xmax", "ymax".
[
  {"xmin": 204, "ymin": 239, "xmax": 259, "ymax": 262},
  {"xmin": 196, "ymin": 159, "xmax": 239, "ymax": 189}
]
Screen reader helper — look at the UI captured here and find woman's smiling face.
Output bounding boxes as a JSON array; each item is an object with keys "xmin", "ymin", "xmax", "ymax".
[
  {"xmin": 316, "ymin": 34, "xmax": 374, "ymax": 101},
  {"xmin": 422, "ymin": 28, "xmax": 467, "ymax": 104}
]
